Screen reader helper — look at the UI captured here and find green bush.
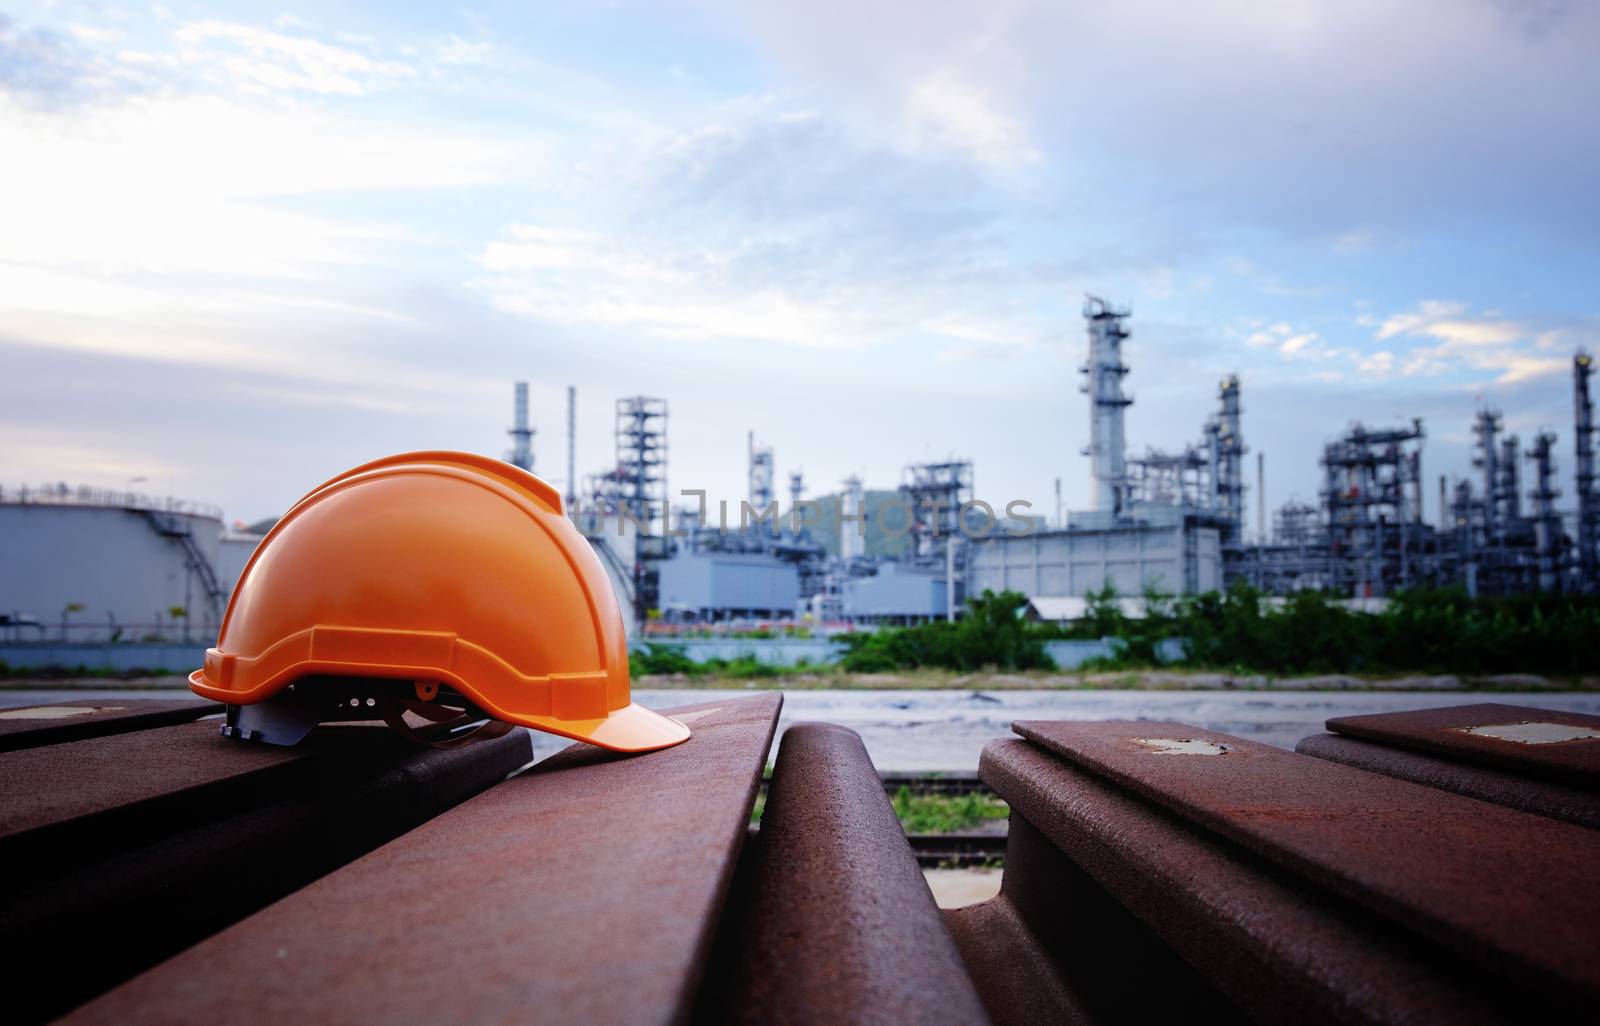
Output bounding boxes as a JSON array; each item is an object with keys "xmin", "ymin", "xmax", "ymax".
[
  {"xmin": 1115, "ymin": 583, "xmax": 1600, "ymax": 676},
  {"xmin": 629, "ymin": 644, "xmax": 790, "ymax": 679},
  {"xmin": 629, "ymin": 643, "xmax": 697, "ymax": 676},
  {"xmin": 840, "ymin": 590, "xmax": 1053, "ymax": 671}
]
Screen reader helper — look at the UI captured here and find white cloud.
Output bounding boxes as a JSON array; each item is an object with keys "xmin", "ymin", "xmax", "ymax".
[
  {"xmin": 435, "ymin": 36, "xmax": 492, "ymax": 67},
  {"xmin": 173, "ymin": 20, "xmax": 417, "ymax": 97},
  {"xmin": 1358, "ymin": 350, "xmax": 1394, "ymax": 376},
  {"xmin": 1366, "ymin": 300, "xmax": 1590, "ymax": 385},
  {"xmin": 0, "ymin": 428, "xmax": 181, "ymax": 484},
  {"xmin": 903, "ymin": 69, "xmax": 1035, "ymax": 166}
]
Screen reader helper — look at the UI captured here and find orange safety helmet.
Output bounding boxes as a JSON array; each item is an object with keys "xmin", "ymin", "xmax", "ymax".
[{"xmin": 189, "ymin": 451, "xmax": 689, "ymax": 752}]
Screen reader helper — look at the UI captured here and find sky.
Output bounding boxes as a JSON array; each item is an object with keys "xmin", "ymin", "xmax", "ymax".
[{"xmin": 2, "ymin": 1, "xmax": 1597, "ymax": 531}]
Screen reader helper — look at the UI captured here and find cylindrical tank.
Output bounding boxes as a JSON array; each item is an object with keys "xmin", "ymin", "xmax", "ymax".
[{"xmin": 0, "ymin": 489, "xmax": 247, "ymax": 642}]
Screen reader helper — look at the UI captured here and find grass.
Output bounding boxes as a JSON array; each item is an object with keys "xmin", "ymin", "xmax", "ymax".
[
  {"xmin": 890, "ymin": 787, "xmax": 1009, "ymax": 834},
  {"xmin": 751, "ymin": 786, "xmax": 1009, "ymax": 834}
]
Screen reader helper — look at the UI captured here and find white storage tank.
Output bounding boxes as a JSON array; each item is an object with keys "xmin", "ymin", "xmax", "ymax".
[{"xmin": 0, "ymin": 485, "xmax": 246, "ymax": 643}]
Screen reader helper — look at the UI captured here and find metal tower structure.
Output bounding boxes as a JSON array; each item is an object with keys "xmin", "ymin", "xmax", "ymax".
[
  {"xmin": 1320, "ymin": 420, "xmax": 1425, "ymax": 596},
  {"xmin": 1527, "ymin": 431, "xmax": 1562, "ymax": 592},
  {"xmin": 840, "ymin": 474, "xmax": 865, "ymax": 561},
  {"xmin": 748, "ymin": 432, "xmax": 775, "ymax": 512},
  {"xmin": 1272, "ymin": 502, "xmax": 1322, "ymax": 546},
  {"xmin": 1082, "ymin": 296, "xmax": 1132, "ymax": 516},
  {"xmin": 788, "ymin": 470, "xmax": 804, "ymax": 514},
  {"xmin": 902, "ymin": 461, "xmax": 973, "ymax": 560},
  {"xmin": 1472, "ymin": 408, "xmax": 1502, "ymax": 542},
  {"xmin": 1127, "ymin": 445, "xmax": 1208, "ymax": 508},
  {"xmin": 1213, "ymin": 375, "xmax": 1246, "ymax": 541},
  {"xmin": 1576, "ymin": 351, "xmax": 1598, "ymax": 588},
  {"xmin": 506, "ymin": 382, "xmax": 534, "ymax": 472},
  {"xmin": 565, "ymin": 385, "xmax": 576, "ymax": 510},
  {"xmin": 1497, "ymin": 434, "xmax": 1522, "ymax": 526},
  {"xmin": 614, "ymin": 397, "xmax": 667, "ymax": 534}
]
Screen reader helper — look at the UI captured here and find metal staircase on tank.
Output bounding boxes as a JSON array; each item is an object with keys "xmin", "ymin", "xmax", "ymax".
[
  {"xmin": 589, "ymin": 535, "xmax": 638, "ymax": 611},
  {"xmin": 139, "ymin": 509, "xmax": 229, "ymax": 626}
]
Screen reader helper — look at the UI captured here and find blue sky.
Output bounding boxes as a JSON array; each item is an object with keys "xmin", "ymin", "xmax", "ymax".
[{"xmin": 2, "ymin": 1, "xmax": 1597, "ymax": 529}]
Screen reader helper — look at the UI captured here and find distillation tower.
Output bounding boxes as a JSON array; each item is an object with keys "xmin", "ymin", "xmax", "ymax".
[
  {"xmin": 506, "ymin": 382, "xmax": 534, "ymax": 472},
  {"xmin": 748, "ymin": 433, "xmax": 776, "ymax": 513},
  {"xmin": 839, "ymin": 475, "xmax": 866, "ymax": 562},
  {"xmin": 1576, "ymin": 351, "xmax": 1598, "ymax": 589},
  {"xmin": 1527, "ymin": 431, "xmax": 1563, "ymax": 592},
  {"xmin": 1082, "ymin": 297, "xmax": 1132, "ymax": 516},
  {"xmin": 1211, "ymin": 376, "xmax": 1246, "ymax": 540}
]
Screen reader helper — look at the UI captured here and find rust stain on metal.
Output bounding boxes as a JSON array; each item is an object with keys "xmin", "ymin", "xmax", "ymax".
[
  {"xmin": 1297, "ymin": 732, "xmax": 1600, "ymax": 830},
  {"xmin": 979, "ymin": 738, "xmax": 1551, "ymax": 1024},
  {"xmin": 1326, "ymin": 703, "xmax": 1600, "ymax": 786},
  {"xmin": 64, "ymin": 695, "xmax": 782, "ymax": 1026},
  {"xmin": 1013, "ymin": 718, "xmax": 1600, "ymax": 1007}
]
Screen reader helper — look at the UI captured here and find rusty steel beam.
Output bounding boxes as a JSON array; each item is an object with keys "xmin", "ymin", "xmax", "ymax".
[
  {"xmin": 946, "ymin": 811, "xmax": 1217, "ymax": 1026},
  {"xmin": 982, "ymin": 737, "xmax": 1547, "ymax": 1025},
  {"xmin": 1012, "ymin": 719, "xmax": 1600, "ymax": 1009},
  {"xmin": 0, "ymin": 697, "xmax": 220, "ymax": 751},
  {"xmin": 1326, "ymin": 703, "xmax": 1600, "ymax": 786},
  {"xmin": 64, "ymin": 696, "xmax": 780, "ymax": 1026},
  {"xmin": 3, "ymin": 721, "xmax": 531, "ymax": 1024},
  {"xmin": 709, "ymin": 722, "xmax": 991, "ymax": 1026},
  {"xmin": 1298, "ymin": 732, "xmax": 1600, "ymax": 829},
  {"xmin": 2, "ymin": 719, "xmax": 307, "ymax": 861}
]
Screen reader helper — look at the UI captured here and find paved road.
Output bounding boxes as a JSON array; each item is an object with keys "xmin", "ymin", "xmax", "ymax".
[{"xmin": 10, "ymin": 686, "xmax": 1599, "ymax": 771}]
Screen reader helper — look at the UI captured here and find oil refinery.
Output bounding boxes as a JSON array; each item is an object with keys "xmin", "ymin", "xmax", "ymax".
[{"xmin": 4, "ymin": 301, "xmax": 1598, "ymax": 641}]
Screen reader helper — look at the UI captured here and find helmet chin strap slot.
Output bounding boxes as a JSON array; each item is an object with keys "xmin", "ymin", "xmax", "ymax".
[
  {"xmin": 379, "ymin": 697, "xmax": 514, "ymax": 750},
  {"xmin": 222, "ymin": 678, "xmax": 512, "ymax": 749}
]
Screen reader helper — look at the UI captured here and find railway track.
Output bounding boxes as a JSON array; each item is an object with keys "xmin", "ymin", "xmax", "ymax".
[{"xmin": 906, "ymin": 832, "xmax": 1007, "ymax": 867}]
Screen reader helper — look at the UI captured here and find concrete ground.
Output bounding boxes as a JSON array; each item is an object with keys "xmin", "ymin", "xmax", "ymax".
[
  {"xmin": 7, "ymin": 670, "xmax": 1600, "ymax": 692},
  {"xmin": 924, "ymin": 868, "xmax": 1003, "ymax": 909},
  {"xmin": 7, "ymin": 684, "xmax": 1600, "ymax": 770}
]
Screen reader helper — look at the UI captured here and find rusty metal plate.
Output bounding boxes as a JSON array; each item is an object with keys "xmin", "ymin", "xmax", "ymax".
[
  {"xmin": 983, "ymin": 737, "xmax": 1551, "ymax": 1024},
  {"xmin": 1012, "ymin": 719, "xmax": 1600, "ymax": 1007},
  {"xmin": 64, "ymin": 696, "xmax": 781, "ymax": 1026},
  {"xmin": 0, "ymin": 719, "xmax": 302, "ymax": 847},
  {"xmin": 710, "ymin": 722, "xmax": 991, "ymax": 1026},
  {"xmin": 0, "ymin": 698, "xmax": 220, "ymax": 751},
  {"xmin": 1298, "ymin": 732, "xmax": 1600, "ymax": 830},
  {"xmin": 1326, "ymin": 703, "xmax": 1600, "ymax": 786},
  {"xmin": 3, "ymin": 721, "xmax": 532, "ymax": 1025}
]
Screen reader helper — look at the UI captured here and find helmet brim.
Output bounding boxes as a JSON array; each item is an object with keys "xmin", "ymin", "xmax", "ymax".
[
  {"xmin": 192, "ymin": 668, "xmax": 691, "ymax": 753},
  {"xmin": 511, "ymin": 701, "xmax": 691, "ymax": 753}
]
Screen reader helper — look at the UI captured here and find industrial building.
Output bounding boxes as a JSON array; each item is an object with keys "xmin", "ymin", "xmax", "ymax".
[
  {"xmin": 1232, "ymin": 351, "xmax": 1600, "ymax": 598},
  {"xmin": 657, "ymin": 551, "xmax": 800, "ymax": 621},
  {"xmin": 536, "ymin": 298, "xmax": 1600, "ymax": 634},
  {"xmin": 554, "ymin": 298, "xmax": 1600, "ymax": 630},
  {"xmin": 967, "ymin": 298, "xmax": 1241, "ymax": 603},
  {"xmin": 8, "ymin": 302, "xmax": 1592, "ymax": 648}
]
